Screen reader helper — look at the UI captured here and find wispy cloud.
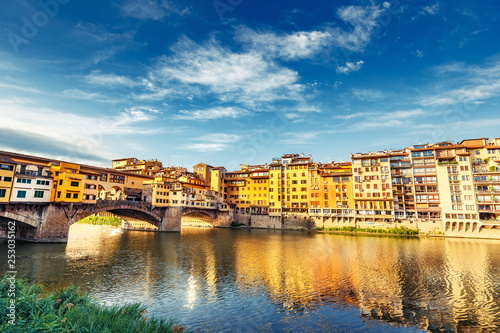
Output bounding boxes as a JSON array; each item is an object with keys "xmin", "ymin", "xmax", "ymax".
[
  {"xmin": 336, "ymin": 109, "xmax": 426, "ymax": 131},
  {"xmin": 155, "ymin": 37, "xmax": 304, "ymax": 106},
  {"xmin": 0, "ymin": 100, "xmax": 161, "ymax": 165},
  {"xmin": 351, "ymin": 88, "xmax": 384, "ymax": 101},
  {"xmin": 0, "ymin": 82, "xmax": 40, "ymax": 94},
  {"xmin": 235, "ymin": 4, "xmax": 385, "ymax": 60},
  {"xmin": 236, "ymin": 27, "xmax": 331, "ymax": 61},
  {"xmin": 84, "ymin": 71, "xmax": 139, "ymax": 88},
  {"xmin": 62, "ymin": 89, "xmax": 116, "ymax": 103},
  {"xmin": 422, "ymin": 3, "xmax": 440, "ymax": 16},
  {"xmin": 118, "ymin": 0, "xmax": 190, "ymax": 20},
  {"xmin": 174, "ymin": 107, "xmax": 249, "ymax": 121},
  {"xmin": 420, "ymin": 61, "xmax": 500, "ymax": 106},
  {"xmin": 336, "ymin": 60, "xmax": 365, "ymax": 74}
]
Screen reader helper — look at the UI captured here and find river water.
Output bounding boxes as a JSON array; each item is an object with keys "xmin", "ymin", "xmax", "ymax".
[{"xmin": 2, "ymin": 224, "xmax": 500, "ymax": 332}]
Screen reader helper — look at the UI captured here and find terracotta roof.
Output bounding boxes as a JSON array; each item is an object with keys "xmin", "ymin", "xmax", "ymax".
[
  {"xmin": 0, "ymin": 156, "xmax": 16, "ymax": 164},
  {"xmin": 0, "ymin": 150, "xmax": 153, "ymax": 180}
]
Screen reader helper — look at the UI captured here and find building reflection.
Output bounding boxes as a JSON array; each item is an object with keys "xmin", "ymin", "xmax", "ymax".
[
  {"xmin": 232, "ymin": 232, "xmax": 500, "ymax": 331},
  {"xmin": 5, "ymin": 226, "xmax": 500, "ymax": 332}
]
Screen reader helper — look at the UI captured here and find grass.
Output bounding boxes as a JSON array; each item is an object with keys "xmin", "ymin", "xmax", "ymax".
[
  {"xmin": 76, "ymin": 216, "xmax": 123, "ymax": 226},
  {"xmin": 0, "ymin": 276, "xmax": 188, "ymax": 333},
  {"xmin": 316, "ymin": 226, "xmax": 419, "ymax": 235}
]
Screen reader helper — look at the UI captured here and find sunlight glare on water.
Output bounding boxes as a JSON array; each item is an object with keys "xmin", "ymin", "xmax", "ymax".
[{"xmin": 3, "ymin": 224, "xmax": 500, "ymax": 332}]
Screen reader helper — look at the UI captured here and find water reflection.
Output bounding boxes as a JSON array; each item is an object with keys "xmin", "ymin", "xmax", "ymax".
[{"xmin": 2, "ymin": 225, "xmax": 500, "ymax": 332}]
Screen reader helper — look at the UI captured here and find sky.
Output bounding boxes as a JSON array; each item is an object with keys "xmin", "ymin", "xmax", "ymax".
[{"xmin": 1, "ymin": 0, "xmax": 500, "ymax": 171}]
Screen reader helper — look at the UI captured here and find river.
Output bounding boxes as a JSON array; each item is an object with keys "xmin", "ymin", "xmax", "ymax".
[{"xmin": 2, "ymin": 224, "xmax": 500, "ymax": 332}]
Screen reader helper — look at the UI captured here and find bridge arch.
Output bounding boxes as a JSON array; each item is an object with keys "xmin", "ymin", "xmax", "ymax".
[{"xmin": 181, "ymin": 208, "xmax": 217, "ymax": 227}]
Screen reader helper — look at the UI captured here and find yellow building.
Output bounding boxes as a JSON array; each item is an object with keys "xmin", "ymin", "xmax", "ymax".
[
  {"xmin": 146, "ymin": 175, "xmax": 218, "ymax": 209},
  {"xmin": 50, "ymin": 162, "xmax": 85, "ymax": 203},
  {"xmin": 389, "ymin": 151, "xmax": 414, "ymax": 220},
  {"xmin": 193, "ymin": 162, "xmax": 213, "ymax": 187},
  {"xmin": 226, "ymin": 169, "xmax": 252, "ymax": 214},
  {"xmin": 0, "ymin": 157, "xmax": 17, "ymax": 202},
  {"xmin": 210, "ymin": 167, "xmax": 227, "ymax": 202},
  {"xmin": 82, "ymin": 171, "xmax": 99, "ymax": 203},
  {"xmin": 352, "ymin": 152, "xmax": 394, "ymax": 222},
  {"xmin": 318, "ymin": 162, "xmax": 354, "ymax": 211},
  {"xmin": 247, "ymin": 168, "xmax": 269, "ymax": 214},
  {"xmin": 112, "ymin": 157, "xmax": 162, "ymax": 176},
  {"xmin": 461, "ymin": 138, "xmax": 500, "ymax": 222}
]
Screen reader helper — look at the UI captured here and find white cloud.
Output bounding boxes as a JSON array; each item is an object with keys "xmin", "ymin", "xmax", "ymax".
[
  {"xmin": 183, "ymin": 143, "xmax": 227, "ymax": 152},
  {"xmin": 421, "ymin": 61, "xmax": 500, "ymax": 106},
  {"xmin": 62, "ymin": 89, "xmax": 116, "ymax": 103},
  {"xmin": 195, "ymin": 133, "xmax": 241, "ymax": 143},
  {"xmin": 235, "ymin": 4, "xmax": 384, "ymax": 60},
  {"xmin": 155, "ymin": 38, "xmax": 303, "ymax": 106},
  {"xmin": 422, "ymin": 3, "xmax": 440, "ymax": 16},
  {"xmin": 352, "ymin": 88, "xmax": 384, "ymax": 101},
  {"xmin": 236, "ymin": 27, "xmax": 331, "ymax": 61},
  {"xmin": 85, "ymin": 71, "xmax": 139, "ymax": 88},
  {"xmin": 0, "ymin": 82, "xmax": 40, "ymax": 94},
  {"xmin": 118, "ymin": 0, "xmax": 190, "ymax": 20},
  {"xmin": 336, "ymin": 109, "xmax": 426, "ymax": 131},
  {"xmin": 174, "ymin": 107, "xmax": 249, "ymax": 121},
  {"xmin": 336, "ymin": 60, "xmax": 365, "ymax": 74},
  {"xmin": 0, "ymin": 100, "xmax": 161, "ymax": 165}
]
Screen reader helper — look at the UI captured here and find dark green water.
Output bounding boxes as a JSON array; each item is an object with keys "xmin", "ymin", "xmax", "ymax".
[{"xmin": 2, "ymin": 224, "xmax": 500, "ymax": 332}]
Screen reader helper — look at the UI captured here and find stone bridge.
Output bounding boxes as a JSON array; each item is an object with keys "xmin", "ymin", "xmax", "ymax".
[{"xmin": 0, "ymin": 201, "xmax": 232, "ymax": 242}]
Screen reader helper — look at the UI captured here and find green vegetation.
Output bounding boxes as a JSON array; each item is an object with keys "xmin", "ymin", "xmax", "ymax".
[
  {"xmin": 0, "ymin": 276, "xmax": 187, "ymax": 333},
  {"xmin": 77, "ymin": 216, "xmax": 122, "ymax": 226},
  {"xmin": 316, "ymin": 226, "xmax": 419, "ymax": 235},
  {"xmin": 437, "ymin": 161, "xmax": 458, "ymax": 165}
]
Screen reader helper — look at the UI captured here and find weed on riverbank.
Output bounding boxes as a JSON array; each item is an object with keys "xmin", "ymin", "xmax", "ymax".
[
  {"xmin": 0, "ymin": 277, "xmax": 187, "ymax": 332},
  {"xmin": 317, "ymin": 226, "xmax": 419, "ymax": 235}
]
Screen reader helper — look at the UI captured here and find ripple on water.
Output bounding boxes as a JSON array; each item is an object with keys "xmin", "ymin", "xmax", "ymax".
[{"xmin": 5, "ymin": 226, "xmax": 500, "ymax": 332}]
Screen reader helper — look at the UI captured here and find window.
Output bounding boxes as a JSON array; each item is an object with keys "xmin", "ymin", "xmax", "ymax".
[
  {"xmin": 73, "ymin": 193, "xmax": 78, "ymax": 199},
  {"xmin": 3, "ymin": 177, "xmax": 12, "ymax": 182},
  {"xmin": 66, "ymin": 193, "xmax": 71, "ymax": 198},
  {"xmin": 70, "ymin": 181, "xmax": 79, "ymax": 187},
  {"xmin": 34, "ymin": 191, "xmax": 44, "ymax": 198},
  {"xmin": 17, "ymin": 190, "xmax": 26, "ymax": 198},
  {"xmin": 57, "ymin": 192, "xmax": 61, "ymax": 198},
  {"xmin": 0, "ymin": 189, "xmax": 6, "ymax": 198},
  {"xmin": 59, "ymin": 180, "xmax": 63, "ymax": 185}
]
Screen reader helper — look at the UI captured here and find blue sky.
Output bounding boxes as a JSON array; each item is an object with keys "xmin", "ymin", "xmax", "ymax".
[{"xmin": 1, "ymin": 0, "xmax": 500, "ymax": 170}]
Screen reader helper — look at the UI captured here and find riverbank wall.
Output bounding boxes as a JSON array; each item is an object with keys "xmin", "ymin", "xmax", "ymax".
[{"xmin": 230, "ymin": 212, "xmax": 500, "ymax": 239}]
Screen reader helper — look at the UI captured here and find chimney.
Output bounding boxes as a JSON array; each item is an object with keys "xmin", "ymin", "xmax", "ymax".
[{"xmin": 301, "ymin": 153, "xmax": 304, "ymax": 157}]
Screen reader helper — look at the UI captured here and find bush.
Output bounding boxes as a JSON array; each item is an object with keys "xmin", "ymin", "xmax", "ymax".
[
  {"xmin": 77, "ymin": 216, "xmax": 123, "ymax": 226},
  {"xmin": 0, "ymin": 277, "xmax": 186, "ymax": 332},
  {"xmin": 317, "ymin": 226, "xmax": 418, "ymax": 235}
]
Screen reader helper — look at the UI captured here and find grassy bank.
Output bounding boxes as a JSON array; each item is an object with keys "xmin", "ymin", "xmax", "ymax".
[
  {"xmin": 0, "ymin": 277, "xmax": 188, "ymax": 332},
  {"xmin": 317, "ymin": 226, "xmax": 419, "ymax": 235},
  {"xmin": 77, "ymin": 216, "xmax": 122, "ymax": 226}
]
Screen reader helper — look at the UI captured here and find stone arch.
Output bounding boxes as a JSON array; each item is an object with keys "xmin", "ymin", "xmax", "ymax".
[
  {"xmin": 73, "ymin": 205, "xmax": 162, "ymax": 228},
  {"xmin": 445, "ymin": 221, "xmax": 450, "ymax": 231},
  {"xmin": 108, "ymin": 186, "xmax": 124, "ymax": 200},
  {"xmin": 458, "ymin": 222, "xmax": 464, "ymax": 232},
  {"xmin": 0, "ymin": 204, "xmax": 45, "ymax": 228},
  {"xmin": 452, "ymin": 222, "xmax": 457, "ymax": 232},
  {"xmin": 98, "ymin": 185, "xmax": 107, "ymax": 200},
  {"xmin": 465, "ymin": 222, "xmax": 470, "ymax": 232},
  {"xmin": 472, "ymin": 222, "xmax": 478, "ymax": 232},
  {"xmin": 181, "ymin": 209, "xmax": 216, "ymax": 227}
]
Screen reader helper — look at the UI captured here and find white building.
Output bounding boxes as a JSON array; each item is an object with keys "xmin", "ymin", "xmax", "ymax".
[{"xmin": 11, "ymin": 164, "xmax": 53, "ymax": 203}]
